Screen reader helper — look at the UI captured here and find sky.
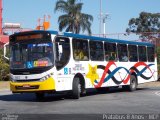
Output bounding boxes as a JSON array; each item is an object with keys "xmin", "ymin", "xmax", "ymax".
[{"xmin": 2, "ymin": 0, "xmax": 160, "ymax": 40}]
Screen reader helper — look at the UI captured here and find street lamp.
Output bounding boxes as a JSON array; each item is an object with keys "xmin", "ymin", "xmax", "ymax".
[
  {"xmin": 102, "ymin": 13, "xmax": 109, "ymax": 36},
  {"xmin": 99, "ymin": 0, "xmax": 109, "ymax": 37}
]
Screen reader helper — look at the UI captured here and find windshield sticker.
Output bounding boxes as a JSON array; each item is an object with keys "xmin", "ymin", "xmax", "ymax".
[
  {"xmin": 64, "ymin": 68, "xmax": 68, "ymax": 75},
  {"xmin": 26, "ymin": 61, "xmax": 48, "ymax": 68},
  {"xmin": 27, "ymin": 61, "xmax": 34, "ymax": 68},
  {"xmin": 28, "ymin": 43, "xmax": 52, "ymax": 48},
  {"xmin": 34, "ymin": 61, "xmax": 48, "ymax": 67}
]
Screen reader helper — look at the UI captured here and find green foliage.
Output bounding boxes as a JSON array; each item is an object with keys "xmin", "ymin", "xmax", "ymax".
[
  {"xmin": 156, "ymin": 46, "xmax": 160, "ymax": 74},
  {"xmin": 127, "ymin": 12, "xmax": 160, "ymax": 75},
  {"xmin": 157, "ymin": 46, "xmax": 160, "ymax": 62},
  {"xmin": 54, "ymin": 0, "xmax": 93, "ymax": 35},
  {"xmin": 126, "ymin": 12, "xmax": 160, "ymax": 40},
  {"xmin": 0, "ymin": 48, "xmax": 10, "ymax": 81}
]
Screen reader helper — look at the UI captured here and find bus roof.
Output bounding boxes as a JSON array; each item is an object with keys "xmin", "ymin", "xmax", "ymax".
[
  {"xmin": 48, "ymin": 30, "xmax": 154, "ymax": 47},
  {"xmin": 11, "ymin": 30, "xmax": 154, "ymax": 47}
]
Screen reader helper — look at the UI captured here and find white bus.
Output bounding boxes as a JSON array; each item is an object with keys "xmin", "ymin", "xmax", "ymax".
[{"xmin": 8, "ymin": 30, "xmax": 157, "ymax": 99}]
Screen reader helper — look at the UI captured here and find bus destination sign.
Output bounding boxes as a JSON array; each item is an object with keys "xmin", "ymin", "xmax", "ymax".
[{"xmin": 16, "ymin": 34, "xmax": 43, "ymax": 41}]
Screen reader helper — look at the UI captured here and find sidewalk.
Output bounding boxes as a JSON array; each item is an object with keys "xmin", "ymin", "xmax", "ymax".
[
  {"xmin": 0, "ymin": 81, "xmax": 10, "ymax": 91},
  {"xmin": 138, "ymin": 81, "xmax": 160, "ymax": 88}
]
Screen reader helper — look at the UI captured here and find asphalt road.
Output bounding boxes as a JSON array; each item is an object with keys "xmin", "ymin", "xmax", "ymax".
[{"xmin": 0, "ymin": 87, "xmax": 160, "ymax": 120}]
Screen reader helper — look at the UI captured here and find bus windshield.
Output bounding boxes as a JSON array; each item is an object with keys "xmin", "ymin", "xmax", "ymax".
[{"xmin": 10, "ymin": 42, "xmax": 54, "ymax": 69}]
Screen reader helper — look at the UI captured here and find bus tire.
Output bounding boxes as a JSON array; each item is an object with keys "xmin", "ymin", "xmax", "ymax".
[
  {"xmin": 72, "ymin": 77, "xmax": 81, "ymax": 99},
  {"xmin": 123, "ymin": 75, "xmax": 137, "ymax": 91},
  {"xmin": 35, "ymin": 93, "xmax": 45, "ymax": 101}
]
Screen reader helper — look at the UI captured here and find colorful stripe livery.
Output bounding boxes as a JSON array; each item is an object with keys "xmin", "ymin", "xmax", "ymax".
[{"xmin": 86, "ymin": 62, "xmax": 155, "ymax": 88}]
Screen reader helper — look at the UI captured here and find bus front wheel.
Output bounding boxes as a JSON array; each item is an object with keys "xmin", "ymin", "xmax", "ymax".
[{"xmin": 72, "ymin": 77, "xmax": 81, "ymax": 99}]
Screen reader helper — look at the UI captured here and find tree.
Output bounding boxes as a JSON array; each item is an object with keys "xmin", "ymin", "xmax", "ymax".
[
  {"xmin": 127, "ymin": 12, "xmax": 160, "ymax": 78},
  {"xmin": 126, "ymin": 12, "xmax": 160, "ymax": 41},
  {"xmin": 0, "ymin": 48, "xmax": 9, "ymax": 81},
  {"xmin": 54, "ymin": 0, "xmax": 93, "ymax": 35}
]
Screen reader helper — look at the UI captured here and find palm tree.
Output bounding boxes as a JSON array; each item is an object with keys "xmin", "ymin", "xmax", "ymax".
[{"xmin": 54, "ymin": 0, "xmax": 93, "ymax": 35}]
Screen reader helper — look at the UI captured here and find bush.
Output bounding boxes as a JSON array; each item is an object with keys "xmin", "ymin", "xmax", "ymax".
[
  {"xmin": 156, "ymin": 46, "xmax": 160, "ymax": 81},
  {"xmin": 0, "ymin": 48, "xmax": 10, "ymax": 81}
]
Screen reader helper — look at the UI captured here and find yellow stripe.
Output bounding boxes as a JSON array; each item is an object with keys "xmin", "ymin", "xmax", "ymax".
[{"xmin": 10, "ymin": 77, "xmax": 55, "ymax": 92}]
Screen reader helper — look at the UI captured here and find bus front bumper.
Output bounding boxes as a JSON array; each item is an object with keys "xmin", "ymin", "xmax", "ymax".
[{"xmin": 10, "ymin": 77, "xmax": 55, "ymax": 93}]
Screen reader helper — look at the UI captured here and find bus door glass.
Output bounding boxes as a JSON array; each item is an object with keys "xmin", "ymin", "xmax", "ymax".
[{"xmin": 55, "ymin": 37, "xmax": 70, "ymax": 70}]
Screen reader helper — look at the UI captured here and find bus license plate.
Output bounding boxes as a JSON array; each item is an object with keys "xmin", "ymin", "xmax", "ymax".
[{"xmin": 22, "ymin": 84, "xmax": 30, "ymax": 88}]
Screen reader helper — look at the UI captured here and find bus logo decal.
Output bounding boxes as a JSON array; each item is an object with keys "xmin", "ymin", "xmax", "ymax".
[{"xmin": 86, "ymin": 64, "xmax": 99, "ymax": 85}]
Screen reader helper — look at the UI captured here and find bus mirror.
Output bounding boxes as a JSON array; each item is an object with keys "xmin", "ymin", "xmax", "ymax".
[{"xmin": 3, "ymin": 42, "xmax": 9, "ymax": 60}]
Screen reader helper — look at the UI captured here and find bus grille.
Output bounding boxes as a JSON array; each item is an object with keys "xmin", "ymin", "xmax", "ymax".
[
  {"xmin": 15, "ymin": 85, "xmax": 39, "ymax": 90},
  {"xmin": 14, "ymin": 79, "xmax": 40, "ymax": 82}
]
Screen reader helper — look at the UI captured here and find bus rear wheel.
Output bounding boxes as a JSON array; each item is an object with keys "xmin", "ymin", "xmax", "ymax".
[{"xmin": 123, "ymin": 75, "xmax": 137, "ymax": 91}]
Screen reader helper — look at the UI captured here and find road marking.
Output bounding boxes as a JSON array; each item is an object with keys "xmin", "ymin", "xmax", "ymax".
[{"xmin": 155, "ymin": 91, "xmax": 160, "ymax": 96}]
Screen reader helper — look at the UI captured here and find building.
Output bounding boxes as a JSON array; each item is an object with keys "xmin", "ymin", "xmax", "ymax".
[
  {"xmin": 0, "ymin": 35, "xmax": 9, "ymax": 48},
  {"xmin": 0, "ymin": 0, "xmax": 9, "ymax": 48}
]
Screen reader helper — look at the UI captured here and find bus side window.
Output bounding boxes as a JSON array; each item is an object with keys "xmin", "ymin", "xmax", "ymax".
[
  {"xmin": 147, "ymin": 47, "xmax": 155, "ymax": 62},
  {"xmin": 89, "ymin": 41, "xmax": 104, "ymax": 61},
  {"xmin": 110, "ymin": 52, "xmax": 117, "ymax": 60},
  {"xmin": 138, "ymin": 46, "xmax": 147, "ymax": 62},
  {"xmin": 104, "ymin": 42, "xmax": 117, "ymax": 61},
  {"xmin": 72, "ymin": 38, "xmax": 89, "ymax": 61},
  {"xmin": 117, "ymin": 44, "xmax": 128, "ymax": 62},
  {"xmin": 128, "ymin": 45, "xmax": 138, "ymax": 62}
]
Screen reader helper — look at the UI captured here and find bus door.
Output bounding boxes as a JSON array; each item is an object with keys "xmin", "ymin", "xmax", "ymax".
[{"xmin": 54, "ymin": 36, "xmax": 71, "ymax": 91}]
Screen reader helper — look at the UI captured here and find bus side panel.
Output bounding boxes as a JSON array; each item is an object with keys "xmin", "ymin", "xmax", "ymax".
[
  {"xmin": 83, "ymin": 61, "xmax": 157, "ymax": 88},
  {"xmin": 55, "ymin": 64, "xmax": 74, "ymax": 91},
  {"xmin": 137, "ymin": 61, "xmax": 157, "ymax": 84}
]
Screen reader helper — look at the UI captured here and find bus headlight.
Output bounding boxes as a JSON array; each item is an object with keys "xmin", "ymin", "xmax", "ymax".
[
  {"xmin": 10, "ymin": 77, "xmax": 15, "ymax": 82},
  {"xmin": 40, "ymin": 73, "xmax": 54, "ymax": 81},
  {"xmin": 10, "ymin": 74, "xmax": 15, "ymax": 82}
]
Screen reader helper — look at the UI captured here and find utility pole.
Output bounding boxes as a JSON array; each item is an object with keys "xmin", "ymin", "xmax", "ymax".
[{"xmin": 99, "ymin": 0, "xmax": 102, "ymax": 36}]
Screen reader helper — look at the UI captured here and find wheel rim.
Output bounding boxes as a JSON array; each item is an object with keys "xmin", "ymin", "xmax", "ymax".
[
  {"xmin": 131, "ymin": 77, "xmax": 136, "ymax": 89},
  {"xmin": 78, "ymin": 82, "xmax": 81, "ymax": 94}
]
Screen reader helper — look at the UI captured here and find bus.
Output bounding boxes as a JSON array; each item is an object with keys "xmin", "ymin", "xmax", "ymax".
[{"xmin": 7, "ymin": 30, "xmax": 157, "ymax": 99}]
